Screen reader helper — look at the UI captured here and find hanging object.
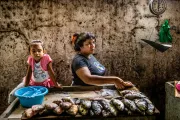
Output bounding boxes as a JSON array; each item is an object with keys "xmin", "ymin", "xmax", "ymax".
[
  {"xmin": 141, "ymin": 24, "xmax": 172, "ymax": 52},
  {"xmin": 141, "ymin": 39, "xmax": 172, "ymax": 52},
  {"xmin": 149, "ymin": 0, "xmax": 167, "ymax": 15},
  {"xmin": 140, "ymin": 1, "xmax": 171, "ymax": 52},
  {"xmin": 159, "ymin": 20, "xmax": 172, "ymax": 43}
]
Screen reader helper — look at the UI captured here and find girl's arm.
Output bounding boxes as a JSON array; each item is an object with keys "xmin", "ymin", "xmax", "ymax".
[
  {"xmin": 47, "ymin": 62, "xmax": 62, "ymax": 88},
  {"xmin": 76, "ymin": 67, "xmax": 133, "ymax": 89},
  {"xmin": 25, "ymin": 65, "xmax": 32, "ymax": 86}
]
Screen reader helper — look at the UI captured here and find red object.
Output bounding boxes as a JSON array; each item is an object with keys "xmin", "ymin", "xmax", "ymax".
[{"xmin": 176, "ymin": 84, "xmax": 180, "ymax": 91}]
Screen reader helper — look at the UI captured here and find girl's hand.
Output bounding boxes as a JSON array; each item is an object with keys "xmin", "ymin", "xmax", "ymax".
[{"xmin": 55, "ymin": 82, "xmax": 63, "ymax": 89}]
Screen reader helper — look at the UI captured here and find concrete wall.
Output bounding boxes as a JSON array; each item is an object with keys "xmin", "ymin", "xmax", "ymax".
[{"xmin": 0, "ymin": 0, "xmax": 180, "ymax": 118}]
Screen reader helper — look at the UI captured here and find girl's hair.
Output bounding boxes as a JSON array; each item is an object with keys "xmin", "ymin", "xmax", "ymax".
[
  {"xmin": 71, "ymin": 32, "xmax": 96, "ymax": 51},
  {"xmin": 29, "ymin": 40, "xmax": 44, "ymax": 52}
]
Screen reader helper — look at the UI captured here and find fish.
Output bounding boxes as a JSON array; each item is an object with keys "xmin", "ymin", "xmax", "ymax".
[
  {"xmin": 111, "ymin": 98, "xmax": 124, "ymax": 111},
  {"xmin": 78, "ymin": 104, "xmax": 89, "ymax": 116},
  {"xmin": 62, "ymin": 97, "xmax": 75, "ymax": 104},
  {"xmin": 66, "ymin": 105, "xmax": 78, "ymax": 116},
  {"xmin": 134, "ymin": 99, "xmax": 148, "ymax": 111},
  {"xmin": 99, "ymin": 99, "xmax": 111, "ymax": 112},
  {"xmin": 80, "ymin": 99, "xmax": 91, "ymax": 109},
  {"xmin": 44, "ymin": 102, "xmax": 58, "ymax": 110},
  {"xmin": 146, "ymin": 103, "xmax": 155, "ymax": 115},
  {"xmin": 53, "ymin": 106, "xmax": 64, "ymax": 115},
  {"xmin": 73, "ymin": 98, "xmax": 81, "ymax": 105},
  {"xmin": 31, "ymin": 104, "xmax": 45, "ymax": 114},
  {"xmin": 38, "ymin": 108, "xmax": 51, "ymax": 116},
  {"xmin": 124, "ymin": 107, "xmax": 132, "ymax": 115},
  {"xmin": 24, "ymin": 108, "xmax": 35, "ymax": 118},
  {"xmin": 143, "ymin": 97, "xmax": 152, "ymax": 104},
  {"xmin": 52, "ymin": 99, "xmax": 63, "ymax": 106},
  {"xmin": 91, "ymin": 101, "xmax": 102, "ymax": 116},
  {"xmin": 124, "ymin": 92, "xmax": 146, "ymax": 100},
  {"xmin": 102, "ymin": 110, "xmax": 111, "ymax": 117},
  {"xmin": 60, "ymin": 102, "xmax": 73, "ymax": 110},
  {"xmin": 122, "ymin": 98, "xmax": 137, "ymax": 112},
  {"xmin": 136, "ymin": 106, "xmax": 146, "ymax": 115},
  {"xmin": 109, "ymin": 103, "xmax": 118, "ymax": 116},
  {"xmin": 89, "ymin": 109, "xmax": 95, "ymax": 116},
  {"xmin": 119, "ymin": 90, "xmax": 135, "ymax": 96}
]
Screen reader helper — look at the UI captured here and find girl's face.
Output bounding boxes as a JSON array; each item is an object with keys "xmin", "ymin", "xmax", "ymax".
[
  {"xmin": 80, "ymin": 39, "xmax": 95, "ymax": 56},
  {"xmin": 30, "ymin": 43, "xmax": 44, "ymax": 62}
]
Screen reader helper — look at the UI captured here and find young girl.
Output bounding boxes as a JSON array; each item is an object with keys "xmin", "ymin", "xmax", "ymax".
[{"xmin": 8, "ymin": 40, "xmax": 62, "ymax": 104}]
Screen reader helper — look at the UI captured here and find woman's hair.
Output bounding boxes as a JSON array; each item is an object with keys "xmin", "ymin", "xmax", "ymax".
[
  {"xmin": 29, "ymin": 40, "xmax": 44, "ymax": 52},
  {"xmin": 71, "ymin": 32, "xmax": 96, "ymax": 51}
]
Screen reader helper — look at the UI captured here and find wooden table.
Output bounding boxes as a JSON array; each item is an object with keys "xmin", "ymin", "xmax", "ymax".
[{"xmin": 0, "ymin": 85, "xmax": 160, "ymax": 120}]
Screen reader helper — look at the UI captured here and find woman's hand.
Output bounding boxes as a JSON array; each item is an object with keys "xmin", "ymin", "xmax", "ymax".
[
  {"xmin": 55, "ymin": 82, "xmax": 63, "ymax": 89},
  {"xmin": 114, "ymin": 78, "xmax": 134, "ymax": 89},
  {"xmin": 122, "ymin": 81, "xmax": 134, "ymax": 87},
  {"xmin": 115, "ymin": 83, "xmax": 125, "ymax": 89},
  {"xmin": 114, "ymin": 78, "xmax": 125, "ymax": 89}
]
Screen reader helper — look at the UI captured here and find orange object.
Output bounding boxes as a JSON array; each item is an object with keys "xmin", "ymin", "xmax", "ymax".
[{"xmin": 71, "ymin": 35, "xmax": 77, "ymax": 44}]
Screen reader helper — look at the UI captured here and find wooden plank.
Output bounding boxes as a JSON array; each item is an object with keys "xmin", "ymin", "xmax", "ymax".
[
  {"xmin": 49, "ymin": 85, "xmax": 116, "ymax": 92},
  {"xmin": 0, "ymin": 98, "xmax": 19, "ymax": 119},
  {"xmin": 21, "ymin": 114, "xmax": 158, "ymax": 120}
]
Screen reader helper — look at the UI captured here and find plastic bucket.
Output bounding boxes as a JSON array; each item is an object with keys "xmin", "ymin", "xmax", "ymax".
[{"xmin": 14, "ymin": 86, "xmax": 48, "ymax": 107}]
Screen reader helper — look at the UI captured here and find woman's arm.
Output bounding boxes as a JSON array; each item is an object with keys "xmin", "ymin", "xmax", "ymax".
[
  {"xmin": 47, "ymin": 62, "xmax": 62, "ymax": 88},
  {"xmin": 76, "ymin": 67, "xmax": 133, "ymax": 89},
  {"xmin": 25, "ymin": 65, "xmax": 32, "ymax": 86}
]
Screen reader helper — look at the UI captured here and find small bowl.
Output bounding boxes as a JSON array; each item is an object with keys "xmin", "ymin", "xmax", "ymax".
[
  {"xmin": 14, "ymin": 86, "xmax": 48, "ymax": 108},
  {"xmin": 176, "ymin": 84, "xmax": 180, "ymax": 92}
]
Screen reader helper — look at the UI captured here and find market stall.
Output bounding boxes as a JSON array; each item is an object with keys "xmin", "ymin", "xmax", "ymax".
[{"xmin": 1, "ymin": 85, "xmax": 160, "ymax": 120}]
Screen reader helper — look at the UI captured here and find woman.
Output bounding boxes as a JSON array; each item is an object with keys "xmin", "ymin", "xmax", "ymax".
[{"xmin": 71, "ymin": 32, "xmax": 133, "ymax": 89}]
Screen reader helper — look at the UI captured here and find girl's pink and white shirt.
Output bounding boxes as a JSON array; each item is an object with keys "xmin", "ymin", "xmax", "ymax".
[{"xmin": 26, "ymin": 54, "xmax": 55, "ymax": 88}]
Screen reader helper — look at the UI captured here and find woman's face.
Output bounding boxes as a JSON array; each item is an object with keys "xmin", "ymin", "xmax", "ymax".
[
  {"xmin": 80, "ymin": 39, "xmax": 95, "ymax": 55},
  {"xmin": 30, "ymin": 43, "xmax": 44, "ymax": 62}
]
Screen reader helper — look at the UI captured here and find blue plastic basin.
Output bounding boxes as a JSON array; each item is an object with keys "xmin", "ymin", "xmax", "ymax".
[{"xmin": 14, "ymin": 86, "xmax": 48, "ymax": 108}]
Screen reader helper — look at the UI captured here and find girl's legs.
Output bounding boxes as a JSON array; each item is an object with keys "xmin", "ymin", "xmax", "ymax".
[{"xmin": 8, "ymin": 82, "xmax": 25, "ymax": 104}]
